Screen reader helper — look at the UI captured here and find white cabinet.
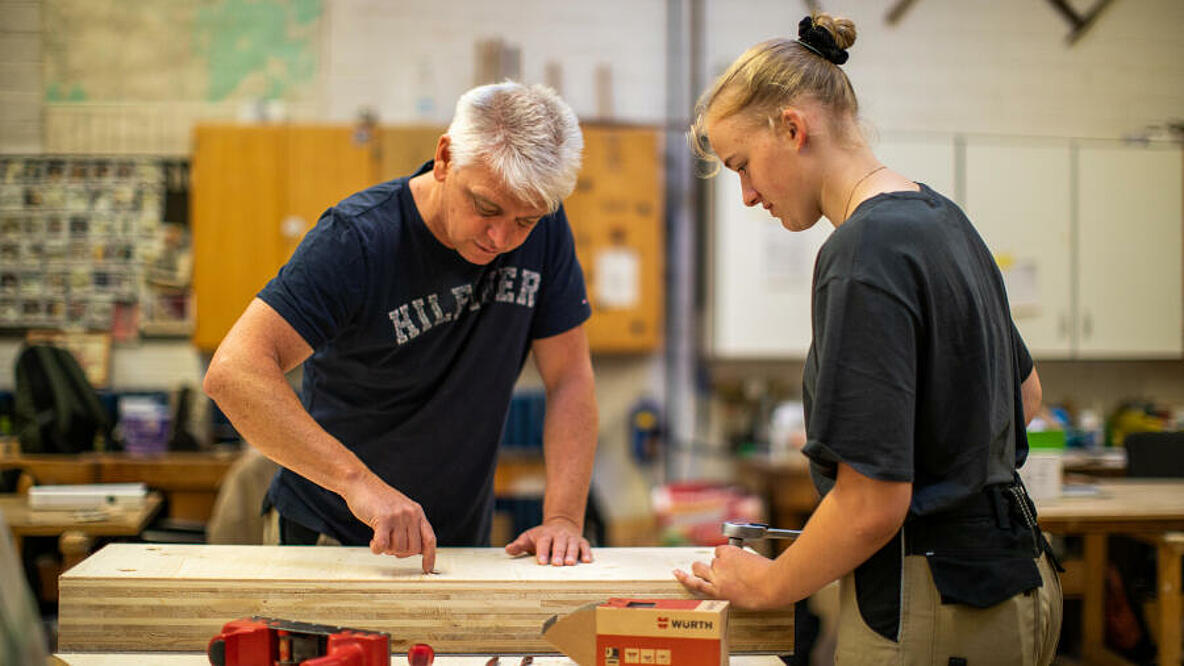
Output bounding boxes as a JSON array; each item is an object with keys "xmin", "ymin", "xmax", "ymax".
[
  {"xmin": 967, "ymin": 139, "xmax": 1182, "ymax": 359},
  {"xmin": 1077, "ymin": 143, "xmax": 1183, "ymax": 357},
  {"xmin": 708, "ymin": 134, "xmax": 1183, "ymax": 359},
  {"xmin": 965, "ymin": 137, "xmax": 1075, "ymax": 358}
]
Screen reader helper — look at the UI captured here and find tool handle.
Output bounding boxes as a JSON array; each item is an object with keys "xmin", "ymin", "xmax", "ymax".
[
  {"xmin": 764, "ymin": 528, "xmax": 802, "ymax": 540},
  {"xmin": 727, "ymin": 537, "xmax": 744, "ymax": 547}
]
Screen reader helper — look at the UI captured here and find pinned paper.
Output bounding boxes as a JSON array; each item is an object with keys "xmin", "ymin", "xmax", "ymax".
[
  {"xmin": 996, "ymin": 253, "xmax": 1041, "ymax": 317},
  {"xmin": 595, "ymin": 248, "xmax": 640, "ymax": 310}
]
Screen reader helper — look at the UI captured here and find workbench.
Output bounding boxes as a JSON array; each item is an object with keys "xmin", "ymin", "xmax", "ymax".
[
  {"xmin": 0, "ymin": 491, "xmax": 162, "ymax": 567},
  {"xmin": 1036, "ymin": 480, "xmax": 1184, "ymax": 666},
  {"xmin": 0, "ymin": 451, "xmax": 239, "ymax": 522},
  {"xmin": 58, "ymin": 545, "xmax": 794, "ymax": 656}
]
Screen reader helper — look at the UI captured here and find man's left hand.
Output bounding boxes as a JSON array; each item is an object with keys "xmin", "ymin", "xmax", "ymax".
[
  {"xmin": 505, "ymin": 516, "xmax": 592, "ymax": 566},
  {"xmin": 673, "ymin": 545, "xmax": 778, "ymax": 610}
]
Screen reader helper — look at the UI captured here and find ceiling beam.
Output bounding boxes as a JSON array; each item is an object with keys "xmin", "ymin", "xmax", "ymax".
[
  {"xmin": 886, "ymin": 0, "xmax": 919, "ymax": 26},
  {"xmin": 1046, "ymin": 0, "xmax": 1117, "ymax": 45}
]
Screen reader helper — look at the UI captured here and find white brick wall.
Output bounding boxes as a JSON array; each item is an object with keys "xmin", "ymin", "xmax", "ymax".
[
  {"xmin": 322, "ymin": 0, "xmax": 669, "ymax": 123},
  {"xmin": 703, "ymin": 0, "xmax": 1184, "ymax": 139},
  {"xmin": 14, "ymin": 0, "xmax": 1182, "ymax": 153},
  {"xmin": 0, "ymin": 0, "xmax": 43, "ymax": 152}
]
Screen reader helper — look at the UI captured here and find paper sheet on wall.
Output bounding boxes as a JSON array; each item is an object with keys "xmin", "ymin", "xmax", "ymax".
[
  {"xmin": 595, "ymin": 247, "xmax": 640, "ymax": 309},
  {"xmin": 998, "ymin": 255, "xmax": 1041, "ymax": 317}
]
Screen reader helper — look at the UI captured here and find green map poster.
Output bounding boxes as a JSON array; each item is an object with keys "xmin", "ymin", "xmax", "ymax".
[{"xmin": 44, "ymin": 0, "xmax": 322, "ymax": 104}]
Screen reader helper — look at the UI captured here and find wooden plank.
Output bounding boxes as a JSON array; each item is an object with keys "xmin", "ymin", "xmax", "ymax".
[
  {"xmin": 97, "ymin": 452, "xmax": 238, "ymax": 492},
  {"xmin": 0, "ymin": 453, "xmax": 99, "ymax": 485},
  {"xmin": 1156, "ymin": 533, "xmax": 1183, "ymax": 666},
  {"xmin": 1082, "ymin": 533, "xmax": 1107, "ymax": 660},
  {"xmin": 58, "ymin": 545, "xmax": 793, "ymax": 655}
]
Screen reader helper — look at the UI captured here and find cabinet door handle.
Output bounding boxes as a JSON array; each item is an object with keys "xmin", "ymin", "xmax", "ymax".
[{"xmin": 1083, "ymin": 311, "xmax": 1093, "ymax": 339}]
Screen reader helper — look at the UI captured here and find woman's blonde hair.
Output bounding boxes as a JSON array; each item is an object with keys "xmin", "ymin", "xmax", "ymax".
[{"xmin": 689, "ymin": 12, "xmax": 858, "ymax": 175}]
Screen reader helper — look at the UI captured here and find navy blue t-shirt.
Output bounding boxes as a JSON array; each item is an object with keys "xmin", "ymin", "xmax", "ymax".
[{"xmin": 257, "ymin": 162, "xmax": 590, "ymax": 546}]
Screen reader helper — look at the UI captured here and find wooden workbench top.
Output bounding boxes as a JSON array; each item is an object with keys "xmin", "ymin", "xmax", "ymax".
[
  {"xmin": 64, "ymin": 544, "xmax": 721, "ymax": 582},
  {"xmin": 1035, "ymin": 479, "xmax": 1184, "ymax": 532},
  {"xmin": 58, "ymin": 545, "xmax": 794, "ymax": 655}
]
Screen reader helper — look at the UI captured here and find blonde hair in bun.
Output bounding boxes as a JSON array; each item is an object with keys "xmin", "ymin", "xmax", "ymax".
[{"xmin": 690, "ymin": 12, "xmax": 859, "ymax": 174}]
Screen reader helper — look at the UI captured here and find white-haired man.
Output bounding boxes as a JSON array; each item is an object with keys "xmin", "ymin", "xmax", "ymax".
[{"xmin": 203, "ymin": 82, "xmax": 598, "ymax": 573}]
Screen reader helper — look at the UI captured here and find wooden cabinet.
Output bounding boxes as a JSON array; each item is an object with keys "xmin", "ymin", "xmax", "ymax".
[
  {"xmin": 191, "ymin": 125, "xmax": 378, "ymax": 351},
  {"xmin": 564, "ymin": 125, "xmax": 665, "ymax": 352},
  {"xmin": 375, "ymin": 125, "xmax": 445, "ymax": 181}
]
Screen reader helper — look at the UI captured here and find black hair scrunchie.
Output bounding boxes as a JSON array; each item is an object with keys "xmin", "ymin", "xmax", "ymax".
[{"xmin": 797, "ymin": 16, "xmax": 849, "ymax": 65}]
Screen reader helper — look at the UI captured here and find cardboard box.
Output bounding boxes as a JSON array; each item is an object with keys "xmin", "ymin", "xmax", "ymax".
[{"xmin": 543, "ymin": 598, "xmax": 729, "ymax": 666}]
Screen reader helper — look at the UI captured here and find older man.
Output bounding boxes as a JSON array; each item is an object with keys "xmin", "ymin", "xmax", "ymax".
[{"xmin": 203, "ymin": 82, "xmax": 598, "ymax": 573}]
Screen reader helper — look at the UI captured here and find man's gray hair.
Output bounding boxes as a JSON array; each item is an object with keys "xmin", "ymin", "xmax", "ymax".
[{"xmin": 447, "ymin": 81, "xmax": 583, "ymax": 213}]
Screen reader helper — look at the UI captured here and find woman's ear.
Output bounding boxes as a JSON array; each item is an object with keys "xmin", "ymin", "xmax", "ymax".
[{"xmin": 778, "ymin": 107, "xmax": 808, "ymax": 151}]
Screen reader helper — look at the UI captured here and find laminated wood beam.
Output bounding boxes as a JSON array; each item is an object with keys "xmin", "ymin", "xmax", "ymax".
[{"xmin": 58, "ymin": 545, "xmax": 794, "ymax": 655}]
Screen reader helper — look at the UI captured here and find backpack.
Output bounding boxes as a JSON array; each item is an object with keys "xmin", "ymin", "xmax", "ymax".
[{"xmin": 13, "ymin": 344, "xmax": 110, "ymax": 454}]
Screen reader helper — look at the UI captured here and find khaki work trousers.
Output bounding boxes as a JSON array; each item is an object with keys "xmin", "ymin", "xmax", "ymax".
[{"xmin": 835, "ymin": 552, "xmax": 1062, "ymax": 665}]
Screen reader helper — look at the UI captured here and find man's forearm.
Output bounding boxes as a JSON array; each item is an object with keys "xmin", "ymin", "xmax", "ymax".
[
  {"xmin": 204, "ymin": 352, "xmax": 374, "ymax": 497},
  {"xmin": 540, "ymin": 377, "xmax": 598, "ymax": 528}
]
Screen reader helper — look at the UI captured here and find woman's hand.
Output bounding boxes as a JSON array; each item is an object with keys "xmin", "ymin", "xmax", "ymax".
[{"xmin": 673, "ymin": 545, "xmax": 784, "ymax": 610}]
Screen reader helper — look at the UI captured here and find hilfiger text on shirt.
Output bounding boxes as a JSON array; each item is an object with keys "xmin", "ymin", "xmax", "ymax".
[{"xmin": 387, "ymin": 266, "xmax": 541, "ymax": 344}]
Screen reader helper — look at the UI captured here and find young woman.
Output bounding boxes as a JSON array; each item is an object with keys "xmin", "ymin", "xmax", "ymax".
[{"xmin": 674, "ymin": 13, "xmax": 1062, "ymax": 664}]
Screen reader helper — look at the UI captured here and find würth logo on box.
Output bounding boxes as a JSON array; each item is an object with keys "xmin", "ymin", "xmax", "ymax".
[{"xmin": 656, "ymin": 616, "xmax": 668, "ymax": 629}]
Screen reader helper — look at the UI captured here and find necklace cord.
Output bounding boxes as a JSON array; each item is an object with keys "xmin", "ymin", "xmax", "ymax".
[{"xmin": 843, "ymin": 165, "xmax": 887, "ymax": 221}]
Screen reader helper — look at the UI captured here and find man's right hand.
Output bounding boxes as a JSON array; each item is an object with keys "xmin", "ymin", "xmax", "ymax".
[{"xmin": 342, "ymin": 475, "xmax": 437, "ymax": 573}]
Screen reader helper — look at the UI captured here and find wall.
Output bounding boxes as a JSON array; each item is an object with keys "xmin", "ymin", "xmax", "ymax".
[
  {"xmin": 702, "ymin": 0, "xmax": 1184, "ymax": 139},
  {"xmin": 322, "ymin": 0, "xmax": 668, "ymax": 124},
  {"xmin": 0, "ymin": 0, "xmax": 42, "ymax": 152}
]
